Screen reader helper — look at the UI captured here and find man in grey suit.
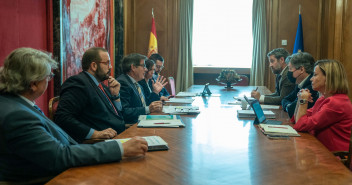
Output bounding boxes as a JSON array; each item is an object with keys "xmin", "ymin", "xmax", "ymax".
[
  {"xmin": 0, "ymin": 48, "xmax": 148, "ymax": 182},
  {"xmin": 251, "ymin": 48, "xmax": 295, "ymax": 105}
]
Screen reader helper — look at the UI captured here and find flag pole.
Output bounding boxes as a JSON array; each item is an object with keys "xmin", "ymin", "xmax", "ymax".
[{"xmin": 299, "ymin": 4, "xmax": 301, "ymax": 14}]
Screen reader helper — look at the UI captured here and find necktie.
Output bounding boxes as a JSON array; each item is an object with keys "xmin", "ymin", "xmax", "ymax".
[
  {"xmin": 135, "ymin": 82, "xmax": 146, "ymax": 106},
  {"xmin": 33, "ymin": 105, "xmax": 44, "ymax": 115},
  {"xmin": 98, "ymin": 83, "xmax": 119, "ymax": 115},
  {"xmin": 275, "ymin": 74, "xmax": 281, "ymax": 95}
]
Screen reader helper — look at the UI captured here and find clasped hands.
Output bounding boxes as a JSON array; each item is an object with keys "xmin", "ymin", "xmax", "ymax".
[{"xmin": 297, "ymin": 89, "xmax": 314, "ymax": 103}]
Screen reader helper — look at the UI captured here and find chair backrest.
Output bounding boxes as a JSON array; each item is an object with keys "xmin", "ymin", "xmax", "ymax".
[
  {"xmin": 168, "ymin": 77, "xmax": 176, "ymax": 96},
  {"xmin": 346, "ymin": 127, "xmax": 352, "ymax": 169},
  {"xmin": 48, "ymin": 96, "xmax": 59, "ymax": 121},
  {"xmin": 235, "ymin": 75, "xmax": 249, "ymax": 86},
  {"xmin": 333, "ymin": 127, "xmax": 352, "ymax": 170}
]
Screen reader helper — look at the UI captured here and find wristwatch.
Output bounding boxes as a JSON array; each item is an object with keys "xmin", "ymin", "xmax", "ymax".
[
  {"xmin": 299, "ymin": 99, "xmax": 308, "ymax": 105},
  {"xmin": 111, "ymin": 94, "xmax": 120, "ymax": 101}
]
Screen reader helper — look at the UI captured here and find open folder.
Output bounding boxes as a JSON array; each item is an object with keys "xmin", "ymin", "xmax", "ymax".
[
  {"xmin": 138, "ymin": 115, "xmax": 185, "ymax": 128},
  {"xmin": 105, "ymin": 136, "xmax": 169, "ymax": 151}
]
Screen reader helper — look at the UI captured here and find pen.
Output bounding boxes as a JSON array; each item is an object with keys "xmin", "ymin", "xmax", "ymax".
[
  {"xmin": 268, "ymin": 126, "xmax": 288, "ymax": 129},
  {"xmin": 154, "ymin": 122, "xmax": 170, "ymax": 124}
]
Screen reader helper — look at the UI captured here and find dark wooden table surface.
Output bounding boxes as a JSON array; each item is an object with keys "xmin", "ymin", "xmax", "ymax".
[{"xmin": 47, "ymin": 86, "xmax": 352, "ymax": 185}]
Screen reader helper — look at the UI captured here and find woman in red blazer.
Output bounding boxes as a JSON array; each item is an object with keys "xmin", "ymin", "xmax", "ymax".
[{"xmin": 293, "ymin": 59, "xmax": 352, "ymax": 151}]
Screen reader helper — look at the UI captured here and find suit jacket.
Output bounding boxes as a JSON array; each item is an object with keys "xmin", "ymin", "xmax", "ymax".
[
  {"xmin": 264, "ymin": 66, "xmax": 295, "ymax": 105},
  {"xmin": 282, "ymin": 74, "xmax": 319, "ymax": 118},
  {"xmin": 55, "ymin": 72, "xmax": 125, "ymax": 142},
  {"xmin": 0, "ymin": 94, "xmax": 121, "ymax": 181},
  {"xmin": 117, "ymin": 74, "xmax": 148, "ymax": 124},
  {"xmin": 152, "ymin": 74, "xmax": 170, "ymax": 97},
  {"xmin": 138, "ymin": 79, "xmax": 160, "ymax": 105}
]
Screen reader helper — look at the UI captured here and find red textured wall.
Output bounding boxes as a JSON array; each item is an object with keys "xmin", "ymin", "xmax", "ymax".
[{"xmin": 0, "ymin": 0, "xmax": 53, "ymax": 116}]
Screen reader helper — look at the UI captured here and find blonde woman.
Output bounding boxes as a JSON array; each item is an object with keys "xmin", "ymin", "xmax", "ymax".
[{"xmin": 293, "ymin": 59, "xmax": 352, "ymax": 151}]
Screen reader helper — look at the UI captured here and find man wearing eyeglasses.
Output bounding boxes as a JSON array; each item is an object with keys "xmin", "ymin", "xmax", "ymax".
[
  {"xmin": 117, "ymin": 53, "xmax": 165, "ymax": 124},
  {"xmin": 55, "ymin": 47, "xmax": 125, "ymax": 143},
  {"xmin": 149, "ymin": 53, "xmax": 170, "ymax": 97}
]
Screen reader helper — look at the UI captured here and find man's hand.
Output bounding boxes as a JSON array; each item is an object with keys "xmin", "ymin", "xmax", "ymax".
[
  {"xmin": 91, "ymin": 128, "xmax": 117, "ymax": 139},
  {"xmin": 122, "ymin": 136, "xmax": 148, "ymax": 157},
  {"xmin": 251, "ymin": 90, "xmax": 261, "ymax": 100},
  {"xmin": 160, "ymin": 96, "xmax": 169, "ymax": 101},
  {"xmin": 108, "ymin": 76, "xmax": 121, "ymax": 96},
  {"xmin": 152, "ymin": 76, "xmax": 168, "ymax": 94},
  {"xmin": 149, "ymin": 101, "xmax": 163, "ymax": 113}
]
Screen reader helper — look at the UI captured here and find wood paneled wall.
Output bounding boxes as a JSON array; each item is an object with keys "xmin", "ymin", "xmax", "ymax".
[
  {"xmin": 123, "ymin": 0, "xmax": 179, "ymax": 84},
  {"xmin": 125, "ymin": 0, "xmax": 352, "ymax": 97},
  {"xmin": 267, "ymin": 0, "xmax": 352, "ymax": 98}
]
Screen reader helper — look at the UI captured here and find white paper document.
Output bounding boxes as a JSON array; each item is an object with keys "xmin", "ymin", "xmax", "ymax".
[
  {"xmin": 237, "ymin": 110, "xmax": 276, "ymax": 118},
  {"xmin": 138, "ymin": 115, "xmax": 185, "ymax": 128},
  {"xmin": 260, "ymin": 105, "xmax": 280, "ymax": 110},
  {"xmin": 163, "ymin": 106, "xmax": 200, "ymax": 114},
  {"xmin": 176, "ymin": 92, "xmax": 199, "ymax": 97},
  {"xmin": 167, "ymin": 98, "xmax": 194, "ymax": 104},
  {"xmin": 106, "ymin": 136, "xmax": 169, "ymax": 151}
]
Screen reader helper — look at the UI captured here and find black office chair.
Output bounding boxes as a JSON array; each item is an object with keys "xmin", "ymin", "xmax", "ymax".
[{"xmin": 333, "ymin": 127, "xmax": 352, "ymax": 170}]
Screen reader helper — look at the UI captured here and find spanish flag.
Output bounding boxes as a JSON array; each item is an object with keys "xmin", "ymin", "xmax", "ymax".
[{"xmin": 148, "ymin": 11, "xmax": 158, "ymax": 57}]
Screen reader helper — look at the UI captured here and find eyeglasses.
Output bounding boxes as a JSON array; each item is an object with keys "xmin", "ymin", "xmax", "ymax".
[
  {"xmin": 47, "ymin": 72, "xmax": 55, "ymax": 81},
  {"xmin": 156, "ymin": 65, "xmax": 164, "ymax": 69},
  {"xmin": 98, "ymin": 61, "xmax": 111, "ymax": 66}
]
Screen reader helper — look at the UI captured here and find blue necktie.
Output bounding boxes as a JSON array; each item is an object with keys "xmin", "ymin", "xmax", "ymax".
[{"xmin": 33, "ymin": 105, "xmax": 44, "ymax": 115}]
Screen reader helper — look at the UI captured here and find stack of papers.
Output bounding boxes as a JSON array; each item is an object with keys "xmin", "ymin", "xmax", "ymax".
[
  {"xmin": 234, "ymin": 96, "xmax": 256, "ymax": 101},
  {"xmin": 176, "ymin": 92, "xmax": 199, "ymax": 97},
  {"xmin": 163, "ymin": 106, "xmax": 200, "ymax": 114},
  {"xmin": 138, "ymin": 115, "xmax": 185, "ymax": 128},
  {"xmin": 106, "ymin": 136, "xmax": 169, "ymax": 151},
  {"xmin": 167, "ymin": 98, "xmax": 194, "ymax": 104},
  {"xmin": 258, "ymin": 124, "xmax": 300, "ymax": 137},
  {"xmin": 237, "ymin": 110, "xmax": 276, "ymax": 118},
  {"xmin": 260, "ymin": 105, "xmax": 280, "ymax": 109}
]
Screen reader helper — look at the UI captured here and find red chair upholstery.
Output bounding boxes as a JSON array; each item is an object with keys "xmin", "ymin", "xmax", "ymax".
[
  {"xmin": 168, "ymin": 77, "xmax": 176, "ymax": 96},
  {"xmin": 235, "ymin": 75, "xmax": 249, "ymax": 86},
  {"xmin": 48, "ymin": 96, "xmax": 59, "ymax": 121}
]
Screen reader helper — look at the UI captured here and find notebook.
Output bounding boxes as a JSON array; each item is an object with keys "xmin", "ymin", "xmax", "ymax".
[
  {"xmin": 106, "ymin": 136, "xmax": 169, "ymax": 151},
  {"xmin": 258, "ymin": 124, "xmax": 300, "ymax": 137},
  {"xmin": 138, "ymin": 115, "xmax": 185, "ymax": 127},
  {"xmin": 244, "ymin": 95, "xmax": 282, "ymax": 125}
]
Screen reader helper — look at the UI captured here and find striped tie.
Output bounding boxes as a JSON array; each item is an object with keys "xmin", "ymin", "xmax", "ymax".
[
  {"xmin": 98, "ymin": 83, "xmax": 119, "ymax": 115},
  {"xmin": 135, "ymin": 82, "xmax": 146, "ymax": 106}
]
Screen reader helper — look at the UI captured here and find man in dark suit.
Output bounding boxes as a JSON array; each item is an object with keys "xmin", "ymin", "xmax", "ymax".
[
  {"xmin": 149, "ymin": 53, "xmax": 170, "ymax": 97},
  {"xmin": 55, "ymin": 47, "xmax": 124, "ymax": 143},
  {"xmin": 0, "ymin": 48, "xmax": 147, "ymax": 182},
  {"xmin": 251, "ymin": 48, "xmax": 295, "ymax": 105},
  {"xmin": 281, "ymin": 52, "xmax": 319, "ymax": 118},
  {"xmin": 117, "ymin": 53, "xmax": 164, "ymax": 124}
]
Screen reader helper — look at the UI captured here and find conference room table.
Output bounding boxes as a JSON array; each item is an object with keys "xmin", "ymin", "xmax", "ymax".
[{"xmin": 47, "ymin": 85, "xmax": 352, "ymax": 185}]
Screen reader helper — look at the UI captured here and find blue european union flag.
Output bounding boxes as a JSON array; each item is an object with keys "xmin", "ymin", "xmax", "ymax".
[{"xmin": 293, "ymin": 14, "xmax": 304, "ymax": 53}]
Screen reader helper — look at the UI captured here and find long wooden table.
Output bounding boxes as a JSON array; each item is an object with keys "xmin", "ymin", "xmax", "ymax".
[{"xmin": 47, "ymin": 86, "xmax": 352, "ymax": 185}]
